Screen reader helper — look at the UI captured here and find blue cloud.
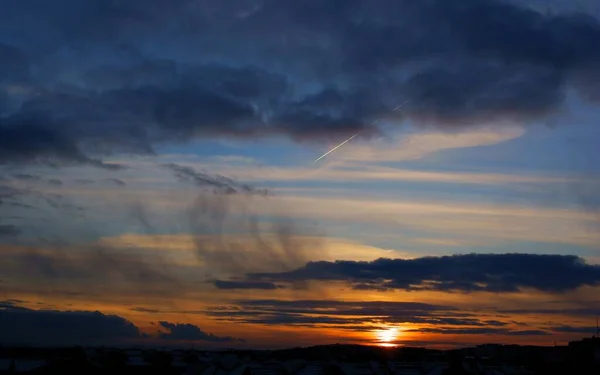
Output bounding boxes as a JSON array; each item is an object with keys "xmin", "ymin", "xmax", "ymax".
[
  {"xmin": 246, "ymin": 253, "xmax": 600, "ymax": 293},
  {"xmin": 2, "ymin": 0, "xmax": 600, "ymax": 166},
  {"xmin": 158, "ymin": 321, "xmax": 245, "ymax": 343}
]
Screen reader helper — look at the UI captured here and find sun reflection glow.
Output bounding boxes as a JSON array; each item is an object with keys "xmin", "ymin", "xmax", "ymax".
[{"xmin": 375, "ymin": 326, "xmax": 399, "ymax": 347}]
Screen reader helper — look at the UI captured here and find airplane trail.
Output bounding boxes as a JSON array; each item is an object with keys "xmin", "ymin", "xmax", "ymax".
[
  {"xmin": 314, "ymin": 133, "xmax": 358, "ymax": 163},
  {"xmin": 313, "ymin": 99, "xmax": 410, "ymax": 162},
  {"xmin": 393, "ymin": 99, "xmax": 410, "ymax": 112}
]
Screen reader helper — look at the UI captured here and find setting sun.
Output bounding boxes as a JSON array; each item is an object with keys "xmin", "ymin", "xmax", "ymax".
[{"xmin": 375, "ymin": 327, "xmax": 400, "ymax": 347}]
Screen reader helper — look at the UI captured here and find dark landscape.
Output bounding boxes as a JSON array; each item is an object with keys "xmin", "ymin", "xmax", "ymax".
[{"xmin": 1, "ymin": 336, "xmax": 599, "ymax": 375}]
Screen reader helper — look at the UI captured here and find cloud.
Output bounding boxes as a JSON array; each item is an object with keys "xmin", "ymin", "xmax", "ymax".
[
  {"xmin": 158, "ymin": 321, "xmax": 245, "ymax": 342},
  {"xmin": 204, "ymin": 299, "xmax": 518, "ymax": 333},
  {"xmin": 0, "ymin": 194, "xmax": 326, "ymax": 297},
  {"xmin": 73, "ymin": 178, "xmax": 95, "ymax": 185},
  {"xmin": 100, "ymin": 233, "xmax": 396, "ymax": 263},
  {"xmin": 157, "ymin": 124, "xmax": 591, "ymax": 187},
  {"xmin": 552, "ymin": 325, "xmax": 600, "ymax": 334},
  {"xmin": 47, "ymin": 178, "xmax": 63, "ymax": 186},
  {"xmin": 0, "ymin": 114, "xmax": 125, "ymax": 168},
  {"xmin": 406, "ymin": 327, "xmax": 551, "ymax": 336},
  {"xmin": 237, "ymin": 194, "xmax": 600, "ymax": 246},
  {"xmin": 0, "ymin": 224, "xmax": 20, "ymax": 238},
  {"xmin": 331, "ymin": 125, "xmax": 526, "ymax": 164},
  {"xmin": 163, "ymin": 162, "xmax": 269, "ymax": 195},
  {"xmin": 0, "ymin": 303, "xmax": 245, "ymax": 346},
  {"xmin": 0, "ymin": 184, "xmax": 28, "ymax": 204},
  {"xmin": 11, "ymin": 174, "xmax": 42, "ymax": 182},
  {"xmin": 213, "ymin": 280, "xmax": 282, "ymax": 290},
  {"xmin": 83, "ymin": 174, "xmax": 599, "ymax": 248},
  {"xmin": 183, "ymin": 193, "xmax": 323, "ymax": 278},
  {"xmin": 0, "ymin": 242, "xmax": 187, "ymax": 297},
  {"xmin": 0, "ymin": 177, "xmax": 92, "ymax": 218},
  {"xmin": 0, "ymin": 299, "xmax": 28, "ymax": 309},
  {"xmin": 245, "ymin": 253, "xmax": 600, "ymax": 293},
  {"xmin": 2, "ymin": 0, "xmax": 600, "ymax": 166},
  {"xmin": 206, "ymin": 299, "xmax": 452, "ymax": 324},
  {"xmin": 106, "ymin": 178, "xmax": 126, "ymax": 186},
  {"xmin": 0, "ymin": 157, "xmax": 294, "ymax": 292},
  {"xmin": 0, "ymin": 305, "xmax": 141, "ymax": 346},
  {"xmin": 499, "ymin": 308, "xmax": 600, "ymax": 316}
]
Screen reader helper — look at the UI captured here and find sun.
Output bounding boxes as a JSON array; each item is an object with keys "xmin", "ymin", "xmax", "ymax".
[{"xmin": 375, "ymin": 326, "xmax": 400, "ymax": 347}]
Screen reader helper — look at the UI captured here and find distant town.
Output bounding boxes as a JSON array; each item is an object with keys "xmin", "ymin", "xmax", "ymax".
[{"xmin": 0, "ymin": 336, "xmax": 598, "ymax": 375}]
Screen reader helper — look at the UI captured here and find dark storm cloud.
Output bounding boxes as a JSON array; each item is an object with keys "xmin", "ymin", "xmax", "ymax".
[
  {"xmin": 0, "ymin": 114, "xmax": 125, "ymax": 169},
  {"xmin": 246, "ymin": 253, "xmax": 600, "ymax": 293},
  {"xmin": 158, "ymin": 321, "xmax": 245, "ymax": 343},
  {"xmin": 2, "ymin": 0, "xmax": 600, "ymax": 166},
  {"xmin": 0, "ymin": 305, "xmax": 141, "ymax": 346}
]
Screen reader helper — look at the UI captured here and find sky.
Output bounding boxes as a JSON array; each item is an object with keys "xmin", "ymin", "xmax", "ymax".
[{"xmin": 1, "ymin": 0, "xmax": 600, "ymax": 350}]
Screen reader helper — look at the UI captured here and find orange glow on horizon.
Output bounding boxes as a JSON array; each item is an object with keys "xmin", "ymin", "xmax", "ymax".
[{"xmin": 375, "ymin": 326, "xmax": 400, "ymax": 347}]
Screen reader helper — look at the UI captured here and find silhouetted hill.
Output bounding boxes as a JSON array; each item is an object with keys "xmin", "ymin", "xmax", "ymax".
[{"xmin": 0, "ymin": 337, "xmax": 598, "ymax": 375}]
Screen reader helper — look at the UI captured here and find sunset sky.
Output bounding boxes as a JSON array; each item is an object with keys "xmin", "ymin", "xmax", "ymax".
[{"xmin": 1, "ymin": 0, "xmax": 600, "ymax": 350}]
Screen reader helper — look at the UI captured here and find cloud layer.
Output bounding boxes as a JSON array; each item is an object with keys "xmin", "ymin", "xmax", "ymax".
[
  {"xmin": 0, "ymin": 302, "xmax": 242, "ymax": 346},
  {"xmin": 158, "ymin": 321, "xmax": 245, "ymax": 342},
  {"xmin": 2, "ymin": 0, "xmax": 600, "ymax": 166},
  {"xmin": 0, "ymin": 305, "xmax": 140, "ymax": 346},
  {"xmin": 203, "ymin": 299, "xmax": 596, "ymax": 340},
  {"xmin": 244, "ymin": 253, "xmax": 600, "ymax": 293}
]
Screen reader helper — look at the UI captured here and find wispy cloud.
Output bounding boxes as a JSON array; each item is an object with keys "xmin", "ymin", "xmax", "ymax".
[
  {"xmin": 322, "ymin": 125, "xmax": 525, "ymax": 163},
  {"xmin": 17, "ymin": 176, "xmax": 598, "ymax": 247},
  {"xmin": 201, "ymin": 299, "xmax": 555, "ymax": 341},
  {"xmin": 145, "ymin": 126, "xmax": 573, "ymax": 188}
]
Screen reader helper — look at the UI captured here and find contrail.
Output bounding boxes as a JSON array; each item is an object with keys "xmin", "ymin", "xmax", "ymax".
[
  {"xmin": 313, "ymin": 99, "xmax": 411, "ymax": 162},
  {"xmin": 393, "ymin": 99, "xmax": 410, "ymax": 112},
  {"xmin": 314, "ymin": 133, "xmax": 358, "ymax": 163}
]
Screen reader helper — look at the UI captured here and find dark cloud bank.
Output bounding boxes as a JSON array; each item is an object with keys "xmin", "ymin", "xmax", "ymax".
[
  {"xmin": 219, "ymin": 253, "xmax": 600, "ymax": 293},
  {"xmin": 1, "ymin": 0, "xmax": 600, "ymax": 166},
  {"xmin": 158, "ymin": 321, "xmax": 245, "ymax": 343},
  {"xmin": 0, "ymin": 301, "xmax": 243, "ymax": 346}
]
